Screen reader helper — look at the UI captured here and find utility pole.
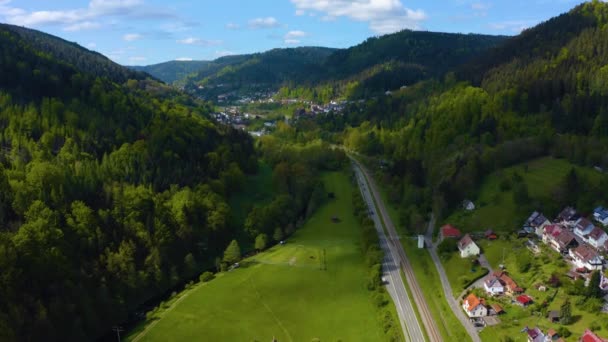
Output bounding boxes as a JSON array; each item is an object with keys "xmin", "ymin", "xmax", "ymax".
[{"xmin": 112, "ymin": 326, "xmax": 124, "ymax": 342}]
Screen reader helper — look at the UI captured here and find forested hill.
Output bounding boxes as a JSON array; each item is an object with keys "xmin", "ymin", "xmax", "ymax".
[
  {"xmin": 278, "ymin": 30, "xmax": 507, "ymax": 101},
  {"xmin": 321, "ymin": 0, "xmax": 608, "ymax": 230},
  {"xmin": 183, "ymin": 47, "xmax": 337, "ymax": 90},
  {"xmin": 324, "ymin": 30, "xmax": 507, "ymax": 81},
  {"xmin": 131, "ymin": 60, "xmax": 211, "ymax": 84},
  {"xmin": 0, "ymin": 24, "xmax": 260, "ymax": 340},
  {"xmin": 0, "ymin": 23, "xmax": 149, "ymax": 83}
]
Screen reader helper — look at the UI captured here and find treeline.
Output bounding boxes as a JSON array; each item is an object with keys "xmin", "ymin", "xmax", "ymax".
[
  {"xmin": 351, "ymin": 175, "xmax": 402, "ymax": 341},
  {"xmin": 246, "ymin": 125, "xmax": 348, "ymax": 242}
]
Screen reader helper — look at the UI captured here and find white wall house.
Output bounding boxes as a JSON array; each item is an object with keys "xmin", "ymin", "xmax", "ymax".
[
  {"xmin": 569, "ymin": 245, "xmax": 604, "ymax": 271},
  {"xmin": 483, "ymin": 276, "xmax": 505, "ymax": 296},
  {"xmin": 462, "ymin": 293, "xmax": 487, "ymax": 318},
  {"xmin": 458, "ymin": 234, "xmax": 480, "ymax": 258},
  {"xmin": 588, "ymin": 227, "xmax": 608, "ymax": 250}
]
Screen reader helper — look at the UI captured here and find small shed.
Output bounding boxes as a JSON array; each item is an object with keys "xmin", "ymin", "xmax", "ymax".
[
  {"xmin": 485, "ymin": 229, "xmax": 497, "ymax": 240},
  {"xmin": 516, "ymin": 295, "xmax": 533, "ymax": 307},
  {"xmin": 490, "ymin": 304, "xmax": 504, "ymax": 315},
  {"xmin": 548, "ymin": 310, "xmax": 560, "ymax": 323},
  {"xmin": 418, "ymin": 235, "xmax": 425, "ymax": 249}
]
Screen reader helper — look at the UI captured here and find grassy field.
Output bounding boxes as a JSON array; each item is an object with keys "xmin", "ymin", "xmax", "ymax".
[
  {"xmin": 442, "ymin": 254, "xmax": 488, "ymax": 298},
  {"xmin": 371, "ymin": 174, "xmax": 472, "ymax": 342},
  {"xmin": 128, "ymin": 172, "xmax": 391, "ymax": 342},
  {"xmin": 477, "ymin": 238, "xmax": 605, "ymax": 341},
  {"xmin": 445, "ymin": 157, "xmax": 602, "ymax": 234}
]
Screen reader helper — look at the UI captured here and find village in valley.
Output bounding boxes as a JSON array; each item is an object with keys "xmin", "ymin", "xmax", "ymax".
[{"xmin": 439, "ymin": 204, "xmax": 608, "ymax": 342}]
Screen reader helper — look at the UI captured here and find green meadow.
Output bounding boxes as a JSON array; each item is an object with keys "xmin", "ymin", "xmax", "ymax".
[{"xmin": 128, "ymin": 172, "xmax": 388, "ymax": 342}]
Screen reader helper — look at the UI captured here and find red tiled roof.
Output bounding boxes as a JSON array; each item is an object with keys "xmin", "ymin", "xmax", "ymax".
[
  {"xmin": 516, "ymin": 295, "xmax": 533, "ymax": 305},
  {"xmin": 491, "ymin": 304, "xmax": 504, "ymax": 313},
  {"xmin": 589, "ymin": 226, "xmax": 607, "ymax": 241},
  {"xmin": 582, "ymin": 329, "xmax": 608, "ymax": 342},
  {"xmin": 441, "ymin": 224, "xmax": 461, "ymax": 238},
  {"xmin": 463, "ymin": 293, "xmax": 483, "ymax": 312}
]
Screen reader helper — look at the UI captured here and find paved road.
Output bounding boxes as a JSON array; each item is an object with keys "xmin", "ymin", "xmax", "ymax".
[
  {"xmin": 353, "ymin": 164, "xmax": 425, "ymax": 342},
  {"xmin": 425, "ymin": 216, "xmax": 481, "ymax": 342},
  {"xmin": 352, "ymin": 160, "xmax": 442, "ymax": 342}
]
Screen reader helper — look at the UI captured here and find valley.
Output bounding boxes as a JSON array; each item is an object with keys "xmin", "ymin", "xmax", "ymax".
[{"xmin": 1, "ymin": 1, "xmax": 608, "ymax": 341}]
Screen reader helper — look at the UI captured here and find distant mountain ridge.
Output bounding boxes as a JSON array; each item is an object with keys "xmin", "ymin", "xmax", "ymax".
[
  {"xmin": 131, "ymin": 60, "xmax": 211, "ymax": 84},
  {"xmin": 133, "ymin": 30, "xmax": 507, "ymax": 100}
]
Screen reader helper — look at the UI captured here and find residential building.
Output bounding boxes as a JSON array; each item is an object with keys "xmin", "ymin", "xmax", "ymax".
[
  {"xmin": 462, "ymin": 293, "xmax": 487, "ymax": 318},
  {"xmin": 574, "ymin": 218, "xmax": 596, "ymax": 240},
  {"xmin": 580, "ymin": 329, "xmax": 608, "ymax": 342},
  {"xmin": 463, "ymin": 200, "xmax": 475, "ymax": 211},
  {"xmin": 458, "ymin": 234, "xmax": 480, "ymax": 258},
  {"xmin": 588, "ymin": 226, "xmax": 608, "ymax": 250},
  {"xmin": 527, "ymin": 327, "xmax": 545, "ymax": 342},
  {"xmin": 594, "ymin": 207, "xmax": 608, "ymax": 227},
  {"xmin": 440, "ymin": 224, "xmax": 462, "ymax": 241},
  {"xmin": 557, "ymin": 206, "xmax": 579, "ymax": 226},
  {"xmin": 517, "ymin": 294, "xmax": 534, "ymax": 307},
  {"xmin": 569, "ymin": 245, "xmax": 603, "ymax": 271},
  {"xmin": 526, "ymin": 211, "xmax": 551, "ymax": 237},
  {"xmin": 543, "ymin": 225, "xmax": 577, "ymax": 254},
  {"xmin": 483, "ymin": 271, "xmax": 523, "ymax": 295}
]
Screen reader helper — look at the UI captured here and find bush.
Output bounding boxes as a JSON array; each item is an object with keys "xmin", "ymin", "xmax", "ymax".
[
  {"xmin": 199, "ymin": 271, "xmax": 215, "ymax": 283},
  {"xmin": 372, "ymin": 291, "xmax": 389, "ymax": 308},
  {"xmin": 557, "ymin": 327, "xmax": 571, "ymax": 338}
]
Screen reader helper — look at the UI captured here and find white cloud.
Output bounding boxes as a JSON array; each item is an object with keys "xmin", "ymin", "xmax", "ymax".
[
  {"xmin": 471, "ymin": 2, "xmax": 491, "ymax": 11},
  {"xmin": 123, "ymin": 33, "xmax": 142, "ymax": 41},
  {"xmin": 290, "ymin": 0, "xmax": 426, "ymax": 34},
  {"xmin": 63, "ymin": 21, "xmax": 101, "ymax": 31},
  {"xmin": 0, "ymin": 0, "xmax": 169, "ymax": 31},
  {"xmin": 295, "ymin": 9, "xmax": 306, "ymax": 16},
  {"xmin": 248, "ymin": 17, "xmax": 280, "ymax": 29},
  {"xmin": 176, "ymin": 37, "xmax": 221, "ymax": 46},
  {"xmin": 129, "ymin": 56, "xmax": 147, "ymax": 63},
  {"xmin": 285, "ymin": 30, "xmax": 307, "ymax": 39},
  {"xmin": 225, "ymin": 22, "xmax": 240, "ymax": 30},
  {"xmin": 86, "ymin": 42, "xmax": 97, "ymax": 49},
  {"xmin": 175, "ymin": 57, "xmax": 193, "ymax": 61},
  {"xmin": 284, "ymin": 30, "xmax": 307, "ymax": 44},
  {"xmin": 215, "ymin": 50, "xmax": 235, "ymax": 57}
]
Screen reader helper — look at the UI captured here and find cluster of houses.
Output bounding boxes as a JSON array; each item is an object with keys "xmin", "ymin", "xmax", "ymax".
[
  {"xmin": 524, "ymin": 327, "xmax": 608, "ymax": 342},
  {"xmin": 444, "ymin": 205, "xmax": 608, "ymax": 340},
  {"xmin": 524, "ymin": 207, "xmax": 608, "ymax": 273}
]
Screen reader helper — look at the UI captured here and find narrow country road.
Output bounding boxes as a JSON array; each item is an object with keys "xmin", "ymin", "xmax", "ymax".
[
  {"xmin": 353, "ymin": 163, "xmax": 425, "ymax": 342},
  {"xmin": 425, "ymin": 216, "xmax": 482, "ymax": 342},
  {"xmin": 352, "ymin": 159, "xmax": 442, "ymax": 342}
]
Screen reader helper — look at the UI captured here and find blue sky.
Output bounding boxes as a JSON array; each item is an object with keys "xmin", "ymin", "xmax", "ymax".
[{"xmin": 0, "ymin": 0, "xmax": 593, "ymax": 65}]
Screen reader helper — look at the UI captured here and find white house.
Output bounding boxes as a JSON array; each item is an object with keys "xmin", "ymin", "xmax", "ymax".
[
  {"xmin": 574, "ymin": 218, "xmax": 595, "ymax": 240},
  {"xmin": 458, "ymin": 234, "xmax": 480, "ymax": 258},
  {"xmin": 594, "ymin": 207, "xmax": 608, "ymax": 227},
  {"xmin": 462, "ymin": 293, "xmax": 487, "ymax": 318},
  {"xmin": 588, "ymin": 226, "xmax": 608, "ymax": 250},
  {"xmin": 569, "ymin": 245, "xmax": 604, "ymax": 271},
  {"xmin": 483, "ymin": 275, "xmax": 505, "ymax": 296},
  {"xmin": 525, "ymin": 211, "xmax": 551, "ymax": 237},
  {"xmin": 463, "ymin": 200, "xmax": 475, "ymax": 211}
]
